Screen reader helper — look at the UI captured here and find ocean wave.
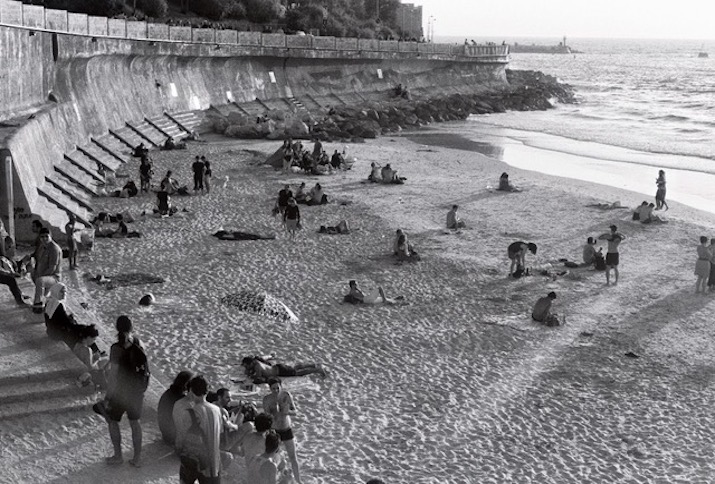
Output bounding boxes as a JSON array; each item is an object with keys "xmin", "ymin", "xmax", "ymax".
[{"xmin": 648, "ymin": 114, "xmax": 691, "ymax": 122}]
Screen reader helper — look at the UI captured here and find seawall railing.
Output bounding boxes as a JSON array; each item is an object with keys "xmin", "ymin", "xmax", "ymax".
[{"xmin": 0, "ymin": 0, "xmax": 508, "ymax": 60}]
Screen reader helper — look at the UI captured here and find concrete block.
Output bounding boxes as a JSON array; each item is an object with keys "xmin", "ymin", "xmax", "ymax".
[
  {"xmin": 169, "ymin": 26, "xmax": 191, "ymax": 42},
  {"xmin": 0, "ymin": 0, "xmax": 23, "ymax": 26},
  {"xmin": 147, "ymin": 22, "xmax": 169, "ymax": 40},
  {"xmin": 432, "ymin": 43, "xmax": 452, "ymax": 54},
  {"xmin": 262, "ymin": 33, "xmax": 285, "ymax": 48},
  {"xmin": 398, "ymin": 41, "xmax": 418, "ymax": 53},
  {"xmin": 107, "ymin": 18, "xmax": 126, "ymax": 38},
  {"xmin": 238, "ymin": 31, "xmax": 261, "ymax": 45},
  {"xmin": 21, "ymin": 4, "xmax": 44, "ymax": 28},
  {"xmin": 379, "ymin": 40, "xmax": 399, "ymax": 52},
  {"xmin": 87, "ymin": 16, "xmax": 107, "ymax": 36},
  {"xmin": 126, "ymin": 21, "xmax": 147, "ymax": 39},
  {"xmin": 216, "ymin": 29, "xmax": 237, "ymax": 44},
  {"xmin": 312, "ymin": 36, "xmax": 335, "ymax": 50},
  {"xmin": 192, "ymin": 28, "xmax": 215, "ymax": 43},
  {"xmin": 336, "ymin": 38, "xmax": 358, "ymax": 51},
  {"xmin": 357, "ymin": 39, "xmax": 379, "ymax": 51},
  {"xmin": 287, "ymin": 34, "xmax": 311, "ymax": 49},
  {"xmin": 45, "ymin": 8, "xmax": 68, "ymax": 31},
  {"xmin": 417, "ymin": 43, "xmax": 433, "ymax": 54},
  {"xmin": 67, "ymin": 13, "xmax": 88, "ymax": 35}
]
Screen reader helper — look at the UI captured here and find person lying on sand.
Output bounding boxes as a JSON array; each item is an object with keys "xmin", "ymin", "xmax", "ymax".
[
  {"xmin": 213, "ymin": 230, "xmax": 276, "ymax": 241},
  {"xmin": 343, "ymin": 280, "xmax": 404, "ymax": 305},
  {"xmin": 586, "ymin": 201, "xmax": 627, "ymax": 210},
  {"xmin": 241, "ymin": 356, "xmax": 326, "ymax": 383}
]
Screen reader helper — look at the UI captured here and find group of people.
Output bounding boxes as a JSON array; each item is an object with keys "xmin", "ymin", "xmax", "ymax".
[
  {"xmin": 156, "ymin": 363, "xmax": 314, "ymax": 483},
  {"xmin": 274, "ymin": 183, "xmax": 331, "ymax": 239},
  {"xmin": 367, "ymin": 162, "xmax": 405, "ymax": 184},
  {"xmin": 280, "ymin": 138, "xmax": 351, "ymax": 175}
]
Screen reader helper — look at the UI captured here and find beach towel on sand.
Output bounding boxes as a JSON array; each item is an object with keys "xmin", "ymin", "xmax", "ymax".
[{"xmin": 220, "ymin": 290, "xmax": 298, "ymax": 323}]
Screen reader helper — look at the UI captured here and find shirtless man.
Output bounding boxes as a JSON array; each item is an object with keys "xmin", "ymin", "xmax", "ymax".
[
  {"xmin": 598, "ymin": 225, "xmax": 626, "ymax": 285},
  {"xmin": 242, "ymin": 357, "xmax": 325, "ymax": 382},
  {"xmin": 263, "ymin": 378, "xmax": 301, "ymax": 484}
]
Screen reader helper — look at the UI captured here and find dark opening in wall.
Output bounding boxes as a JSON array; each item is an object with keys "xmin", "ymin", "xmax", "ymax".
[{"xmin": 52, "ymin": 33, "xmax": 58, "ymax": 62}]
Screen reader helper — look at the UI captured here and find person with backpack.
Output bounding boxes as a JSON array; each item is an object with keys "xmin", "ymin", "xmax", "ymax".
[
  {"xmin": 173, "ymin": 375, "xmax": 223, "ymax": 483},
  {"xmin": 104, "ymin": 316, "xmax": 150, "ymax": 467}
]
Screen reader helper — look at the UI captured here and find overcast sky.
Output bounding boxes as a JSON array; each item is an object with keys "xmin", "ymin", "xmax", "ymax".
[{"xmin": 412, "ymin": 0, "xmax": 715, "ymax": 40}]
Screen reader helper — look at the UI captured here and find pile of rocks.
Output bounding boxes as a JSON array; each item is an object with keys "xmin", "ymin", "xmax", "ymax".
[{"xmin": 207, "ymin": 69, "xmax": 576, "ymax": 142}]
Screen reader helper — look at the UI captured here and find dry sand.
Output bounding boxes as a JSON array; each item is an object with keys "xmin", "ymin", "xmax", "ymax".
[{"xmin": 3, "ymin": 128, "xmax": 715, "ymax": 483}]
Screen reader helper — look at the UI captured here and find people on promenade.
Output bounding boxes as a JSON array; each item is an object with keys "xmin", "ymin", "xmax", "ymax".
[
  {"xmin": 158, "ymin": 370, "xmax": 194, "ymax": 446},
  {"xmin": 507, "ymin": 241, "xmax": 538, "ymax": 276},
  {"xmin": 32, "ymin": 228, "xmax": 62, "ymax": 313},
  {"xmin": 598, "ymin": 225, "xmax": 626, "ymax": 285},
  {"xmin": 192, "ymin": 156, "xmax": 205, "ymax": 192},
  {"xmin": 263, "ymin": 378, "xmax": 302, "ymax": 484},
  {"xmin": 695, "ymin": 236, "xmax": 711, "ymax": 293},
  {"xmin": 0, "ymin": 237, "xmax": 30, "ymax": 307},
  {"xmin": 65, "ymin": 214, "xmax": 79, "ymax": 270},
  {"xmin": 105, "ymin": 316, "xmax": 149, "ymax": 467},
  {"xmin": 532, "ymin": 291, "xmax": 560, "ymax": 326},
  {"xmin": 241, "ymin": 356, "xmax": 326, "ymax": 382},
  {"xmin": 446, "ymin": 205, "xmax": 466, "ymax": 229},
  {"xmin": 283, "ymin": 198, "xmax": 301, "ymax": 240},
  {"xmin": 655, "ymin": 170, "xmax": 668, "ymax": 211},
  {"xmin": 173, "ymin": 375, "xmax": 223, "ymax": 483}
]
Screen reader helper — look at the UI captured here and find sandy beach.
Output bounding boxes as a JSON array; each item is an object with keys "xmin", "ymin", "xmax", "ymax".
[{"xmin": 3, "ymin": 127, "xmax": 715, "ymax": 483}]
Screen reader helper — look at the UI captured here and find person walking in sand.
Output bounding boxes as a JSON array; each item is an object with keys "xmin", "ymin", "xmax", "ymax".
[
  {"xmin": 655, "ymin": 170, "xmax": 668, "ymax": 211},
  {"xmin": 695, "ymin": 236, "xmax": 711, "ymax": 293},
  {"xmin": 598, "ymin": 225, "xmax": 626, "ymax": 285},
  {"xmin": 104, "ymin": 316, "xmax": 149, "ymax": 467},
  {"xmin": 263, "ymin": 378, "xmax": 302, "ymax": 484},
  {"xmin": 283, "ymin": 198, "xmax": 301, "ymax": 240}
]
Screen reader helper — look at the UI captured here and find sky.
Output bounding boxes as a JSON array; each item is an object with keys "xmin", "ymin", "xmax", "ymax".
[{"xmin": 410, "ymin": 0, "xmax": 715, "ymax": 40}]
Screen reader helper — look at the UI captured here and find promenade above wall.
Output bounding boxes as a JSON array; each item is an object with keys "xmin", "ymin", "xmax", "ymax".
[{"xmin": 0, "ymin": 0, "xmax": 508, "ymax": 62}]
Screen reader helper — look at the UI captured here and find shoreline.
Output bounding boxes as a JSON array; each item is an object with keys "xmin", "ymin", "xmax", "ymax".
[{"xmin": 4, "ymin": 130, "xmax": 715, "ymax": 483}]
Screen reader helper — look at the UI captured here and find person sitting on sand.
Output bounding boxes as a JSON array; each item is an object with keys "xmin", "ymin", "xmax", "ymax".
[
  {"xmin": 641, "ymin": 203, "xmax": 667, "ymax": 224},
  {"xmin": 497, "ymin": 172, "xmax": 520, "ymax": 192},
  {"xmin": 508, "ymin": 241, "xmax": 538, "ymax": 276},
  {"xmin": 632, "ymin": 201, "xmax": 649, "ymax": 221},
  {"xmin": 393, "ymin": 229, "xmax": 411, "ymax": 260},
  {"xmin": 163, "ymin": 137, "xmax": 176, "ymax": 151},
  {"xmin": 343, "ymin": 280, "xmax": 404, "ymax": 305},
  {"xmin": 446, "ymin": 205, "xmax": 466, "ymax": 229},
  {"xmin": 368, "ymin": 162, "xmax": 382, "ymax": 183},
  {"xmin": 294, "ymin": 182, "xmax": 307, "ymax": 204},
  {"xmin": 532, "ymin": 291, "xmax": 561, "ymax": 326},
  {"xmin": 241, "ymin": 356, "xmax": 326, "ymax": 383},
  {"xmin": 307, "ymin": 183, "xmax": 328, "ymax": 206},
  {"xmin": 331, "ymin": 150, "xmax": 344, "ymax": 170},
  {"xmin": 0, "ymin": 237, "xmax": 30, "ymax": 307},
  {"xmin": 582, "ymin": 237, "xmax": 598, "ymax": 266},
  {"xmin": 156, "ymin": 190, "xmax": 172, "ymax": 216},
  {"xmin": 381, "ymin": 164, "xmax": 398, "ymax": 184},
  {"xmin": 132, "ymin": 143, "xmax": 148, "ymax": 158},
  {"xmin": 247, "ymin": 431, "xmax": 288, "ymax": 484},
  {"xmin": 160, "ymin": 171, "xmax": 180, "ymax": 195},
  {"xmin": 157, "ymin": 370, "xmax": 194, "ymax": 446},
  {"xmin": 241, "ymin": 414, "xmax": 274, "ymax": 464}
]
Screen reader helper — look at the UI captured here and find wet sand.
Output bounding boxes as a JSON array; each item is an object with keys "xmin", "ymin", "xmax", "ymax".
[{"xmin": 3, "ymin": 132, "xmax": 715, "ymax": 483}]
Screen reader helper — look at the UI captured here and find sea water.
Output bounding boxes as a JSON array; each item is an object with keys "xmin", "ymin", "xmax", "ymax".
[{"xmin": 445, "ymin": 37, "xmax": 715, "ymax": 210}]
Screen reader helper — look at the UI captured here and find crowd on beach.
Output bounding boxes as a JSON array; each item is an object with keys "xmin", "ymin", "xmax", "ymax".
[
  {"xmin": 279, "ymin": 138, "xmax": 354, "ymax": 175},
  {"xmin": 3, "ymin": 131, "xmax": 714, "ymax": 484}
]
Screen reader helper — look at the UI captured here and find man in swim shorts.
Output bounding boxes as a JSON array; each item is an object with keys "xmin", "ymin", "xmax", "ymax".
[
  {"xmin": 598, "ymin": 225, "xmax": 626, "ymax": 285},
  {"xmin": 263, "ymin": 378, "xmax": 302, "ymax": 484}
]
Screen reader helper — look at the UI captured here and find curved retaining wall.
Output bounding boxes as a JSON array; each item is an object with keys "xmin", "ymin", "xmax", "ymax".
[{"xmin": 0, "ymin": 25, "xmax": 507, "ymax": 241}]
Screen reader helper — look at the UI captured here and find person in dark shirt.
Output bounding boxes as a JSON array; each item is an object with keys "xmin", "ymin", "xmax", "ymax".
[
  {"xmin": 202, "ymin": 156, "xmax": 212, "ymax": 194},
  {"xmin": 276, "ymin": 185, "xmax": 293, "ymax": 216},
  {"xmin": 157, "ymin": 370, "xmax": 193, "ymax": 446},
  {"xmin": 192, "ymin": 156, "xmax": 205, "ymax": 192},
  {"xmin": 507, "ymin": 241, "xmax": 537, "ymax": 276},
  {"xmin": 283, "ymin": 198, "xmax": 301, "ymax": 240},
  {"xmin": 139, "ymin": 157, "xmax": 153, "ymax": 193}
]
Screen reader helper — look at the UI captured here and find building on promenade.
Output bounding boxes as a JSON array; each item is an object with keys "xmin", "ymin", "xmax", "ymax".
[{"xmin": 397, "ymin": 2, "xmax": 423, "ymax": 40}]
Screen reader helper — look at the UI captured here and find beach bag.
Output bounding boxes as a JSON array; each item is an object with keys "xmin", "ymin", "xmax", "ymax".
[
  {"xmin": 127, "ymin": 341, "xmax": 151, "ymax": 391},
  {"xmin": 181, "ymin": 408, "xmax": 210, "ymax": 471},
  {"xmin": 594, "ymin": 253, "xmax": 606, "ymax": 271}
]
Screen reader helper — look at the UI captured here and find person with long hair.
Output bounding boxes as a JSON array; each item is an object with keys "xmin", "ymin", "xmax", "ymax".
[
  {"xmin": 695, "ymin": 236, "xmax": 711, "ymax": 294},
  {"xmin": 655, "ymin": 170, "xmax": 668, "ymax": 211}
]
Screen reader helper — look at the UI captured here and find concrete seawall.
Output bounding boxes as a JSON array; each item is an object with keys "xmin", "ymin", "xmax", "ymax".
[{"xmin": 0, "ymin": 25, "xmax": 507, "ymax": 242}]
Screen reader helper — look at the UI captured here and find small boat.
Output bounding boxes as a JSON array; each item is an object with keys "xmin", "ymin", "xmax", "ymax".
[{"xmin": 698, "ymin": 52, "xmax": 709, "ymax": 58}]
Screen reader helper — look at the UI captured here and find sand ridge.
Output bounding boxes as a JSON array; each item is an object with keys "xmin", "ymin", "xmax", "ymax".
[{"xmin": 3, "ymin": 131, "xmax": 715, "ymax": 483}]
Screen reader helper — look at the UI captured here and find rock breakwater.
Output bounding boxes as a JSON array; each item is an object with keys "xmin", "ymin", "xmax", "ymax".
[{"xmin": 207, "ymin": 69, "xmax": 575, "ymax": 142}]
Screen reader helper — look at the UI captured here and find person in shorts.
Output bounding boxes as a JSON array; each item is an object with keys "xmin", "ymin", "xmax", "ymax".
[
  {"xmin": 598, "ymin": 225, "xmax": 626, "ymax": 285},
  {"xmin": 104, "ymin": 316, "xmax": 148, "ymax": 467},
  {"xmin": 263, "ymin": 378, "xmax": 302, "ymax": 484}
]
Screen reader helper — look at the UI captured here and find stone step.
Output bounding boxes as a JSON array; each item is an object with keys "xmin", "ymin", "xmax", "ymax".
[
  {"xmin": 36, "ymin": 184, "xmax": 92, "ymax": 227},
  {"xmin": 236, "ymin": 101, "xmax": 266, "ymax": 116},
  {"xmin": 32, "ymin": 196, "xmax": 72, "ymax": 232},
  {"xmin": 82, "ymin": 141, "xmax": 125, "ymax": 171},
  {"xmin": 44, "ymin": 175, "xmax": 94, "ymax": 212},
  {"xmin": 92, "ymin": 136, "xmax": 130, "ymax": 165},
  {"xmin": 263, "ymin": 98, "xmax": 291, "ymax": 111},
  {"xmin": 126, "ymin": 121, "xmax": 162, "ymax": 147},
  {"xmin": 63, "ymin": 151, "xmax": 106, "ymax": 184},
  {"xmin": 143, "ymin": 117, "xmax": 174, "ymax": 140},
  {"xmin": 0, "ymin": 389, "xmax": 96, "ymax": 421},
  {"xmin": 54, "ymin": 163, "xmax": 100, "ymax": 196},
  {"xmin": 148, "ymin": 117, "xmax": 185, "ymax": 140},
  {"xmin": 111, "ymin": 127, "xmax": 145, "ymax": 150},
  {"xmin": 0, "ymin": 376, "xmax": 84, "ymax": 405},
  {"xmin": 166, "ymin": 111, "xmax": 201, "ymax": 133},
  {"xmin": 296, "ymin": 95, "xmax": 322, "ymax": 110}
]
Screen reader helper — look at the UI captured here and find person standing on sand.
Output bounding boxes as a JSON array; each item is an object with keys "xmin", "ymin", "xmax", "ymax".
[
  {"xmin": 263, "ymin": 378, "xmax": 302, "ymax": 484},
  {"xmin": 708, "ymin": 237, "xmax": 715, "ymax": 292},
  {"xmin": 655, "ymin": 170, "xmax": 668, "ymax": 211},
  {"xmin": 695, "ymin": 236, "xmax": 711, "ymax": 294},
  {"xmin": 65, "ymin": 214, "xmax": 79, "ymax": 270},
  {"xmin": 202, "ymin": 156, "xmax": 212, "ymax": 194},
  {"xmin": 105, "ymin": 316, "xmax": 149, "ymax": 467},
  {"xmin": 507, "ymin": 241, "xmax": 537, "ymax": 276},
  {"xmin": 598, "ymin": 225, "xmax": 626, "ymax": 285},
  {"xmin": 192, "ymin": 156, "xmax": 205, "ymax": 193},
  {"xmin": 283, "ymin": 198, "xmax": 301, "ymax": 240}
]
